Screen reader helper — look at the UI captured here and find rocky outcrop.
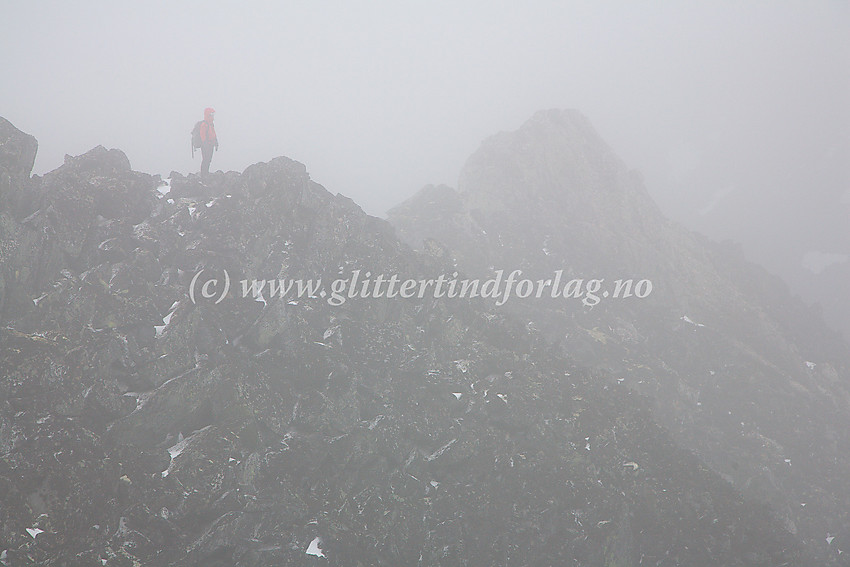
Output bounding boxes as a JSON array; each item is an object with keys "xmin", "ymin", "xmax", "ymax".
[
  {"xmin": 0, "ymin": 115, "xmax": 812, "ymax": 565},
  {"xmin": 389, "ymin": 109, "xmax": 850, "ymax": 563},
  {"xmin": 0, "ymin": 117, "xmax": 38, "ymax": 211},
  {"xmin": 0, "ymin": 118, "xmax": 39, "ymax": 319}
]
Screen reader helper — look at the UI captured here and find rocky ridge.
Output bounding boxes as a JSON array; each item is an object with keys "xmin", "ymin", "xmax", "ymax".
[
  {"xmin": 0, "ymin": 113, "xmax": 837, "ymax": 565},
  {"xmin": 389, "ymin": 109, "xmax": 850, "ymax": 564}
]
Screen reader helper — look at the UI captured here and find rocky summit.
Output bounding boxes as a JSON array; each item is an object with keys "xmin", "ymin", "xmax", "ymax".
[{"xmin": 0, "ymin": 112, "xmax": 845, "ymax": 565}]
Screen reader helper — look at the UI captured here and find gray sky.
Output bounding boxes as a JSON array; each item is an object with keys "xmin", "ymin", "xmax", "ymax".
[{"xmin": 3, "ymin": 1, "xmax": 848, "ymax": 287}]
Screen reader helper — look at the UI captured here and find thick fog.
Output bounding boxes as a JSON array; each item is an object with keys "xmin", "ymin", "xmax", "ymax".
[
  {"xmin": 4, "ymin": 5, "xmax": 850, "ymax": 563},
  {"xmin": 3, "ymin": 2, "xmax": 848, "ymax": 304}
]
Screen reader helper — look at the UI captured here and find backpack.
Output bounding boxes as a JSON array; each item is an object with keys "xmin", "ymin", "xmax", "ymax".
[{"xmin": 191, "ymin": 121, "xmax": 204, "ymax": 155}]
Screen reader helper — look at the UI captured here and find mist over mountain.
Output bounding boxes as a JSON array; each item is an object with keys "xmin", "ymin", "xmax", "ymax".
[
  {"xmin": 1, "ymin": 111, "xmax": 848, "ymax": 566},
  {"xmin": 390, "ymin": 109, "xmax": 850, "ymax": 563}
]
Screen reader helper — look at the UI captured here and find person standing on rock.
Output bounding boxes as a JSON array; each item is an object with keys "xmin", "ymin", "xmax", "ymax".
[{"xmin": 197, "ymin": 107, "xmax": 218, "ymax": 176}]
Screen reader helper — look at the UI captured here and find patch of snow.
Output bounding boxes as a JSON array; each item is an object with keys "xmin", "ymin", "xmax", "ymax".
[
  {"xmin": 168, "ymin": 439, "xmax": 185, "ymax": 460},
  {"xmin": 827, "ymin": 535, "xmax": 835, "ymax": 545},
  {"xmin": 157, "ymin": 178, "xmax": 172, "ymax": 196},
  {"xmin": 26, "ymin": 527, "xmax": 44, "ymax": 538},
  {"xmin": 155, "ymin": 302, "xmax": 179, "ymax": 338},
  {"xmin": 115, "ymin": 516, "xmax": 129, "ymax": 538},
  {"xmin": 161, "ymin": 426, "xmax": 210, "ymax": 478},
  {"xmin": 805, "ymin": 361, "xmax": 816, "ymax": 370},
  {"xmin": 166, "ymin": 198, "xmax": 175, "ymax": 205},
  {"xmin": 426, "ymin": 438, "xmax": 457, "ymax": 461},
  {"xmin": 123, "ymin": 392, "xmax": 148, "ymax": 413},
  {"xmin": 681, "ymin": 315, "xmax": 705, "ymax": 327},
  {"xmin": 188, "ymin": 205, "xmax": 197, "ymax": 216},
  {"xmin": 33, "ymin": 292, "xmax": 49, "ymax": 306},
  {"xmin": 452, "ymin": 392, "xmax": 462, "ymax": 400},
  {"xmin": 455, "ymin": 360, "xmax": 471, "ymax": 373},
  {"xmin": 306, "ymin": 537, "xmax": 326, "ymax": 558}
]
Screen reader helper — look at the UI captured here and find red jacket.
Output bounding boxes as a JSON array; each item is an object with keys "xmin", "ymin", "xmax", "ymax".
[{"xmin": 201, "ymin": 108, "xmax": 217, "ymax": 145}]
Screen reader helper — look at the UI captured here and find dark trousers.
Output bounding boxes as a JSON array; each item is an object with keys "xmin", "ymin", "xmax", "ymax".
[{"xmin": 201, "ymin": 143, "xmax": 215, "ymax": 176}]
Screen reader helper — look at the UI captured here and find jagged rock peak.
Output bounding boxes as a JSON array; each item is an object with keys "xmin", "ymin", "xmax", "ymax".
[
  {"xmin": 0, "ymin": 117, "xmax": 38, "ymax": 180},
  {"xmin": 389, "ymin": 109, "xmax": 665, "ymax": 267},
  {"xmin": 521, "ymin": 107, "xmax": 602, "ymax": 140},
  {"xmin": 0, "ymin": 117, "xmax": 39, "ymax": 211},
  {"xmin": 457, "ymin": 108, "xmax": 652, "ymax": 224}
]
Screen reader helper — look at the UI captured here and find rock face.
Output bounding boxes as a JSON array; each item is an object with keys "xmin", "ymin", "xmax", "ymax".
[
  {"xmin": 0, "ymin": 117, "xmax": 38, "ymax": 211},
  {"xmin": 0, "ymin": 118, "xmax": 39, "ymax": 318},
  {"xmin": 389, "ymin": 109, "xmax": 850, "ymax": 563},
  {"xmin": 0, "ymin": 113, "xmax": 837, "ymax": 565}
]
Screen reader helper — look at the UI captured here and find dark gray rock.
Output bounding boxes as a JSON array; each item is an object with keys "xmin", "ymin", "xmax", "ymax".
[
  {"xmin": 389, "ymin": 108, "xmax": 850, "ymax": 563},
  {"xmin": 0, "ymin": 116, "xmax": 38, "ymax": 211},
  {"xmin": 0, "ymin": 114, "xmax": 827, "ymax": 565}
]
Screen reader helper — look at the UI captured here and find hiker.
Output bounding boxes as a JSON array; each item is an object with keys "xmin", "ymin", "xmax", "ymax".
[{"xmin": 193, "ymin": 107, "xmax": 218, "ymax": 176}]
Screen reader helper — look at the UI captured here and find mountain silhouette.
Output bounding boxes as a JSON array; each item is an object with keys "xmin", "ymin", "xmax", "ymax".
[{"xmin": 1, "ymin": 112, "xmax": 845, "ymax": 564}]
